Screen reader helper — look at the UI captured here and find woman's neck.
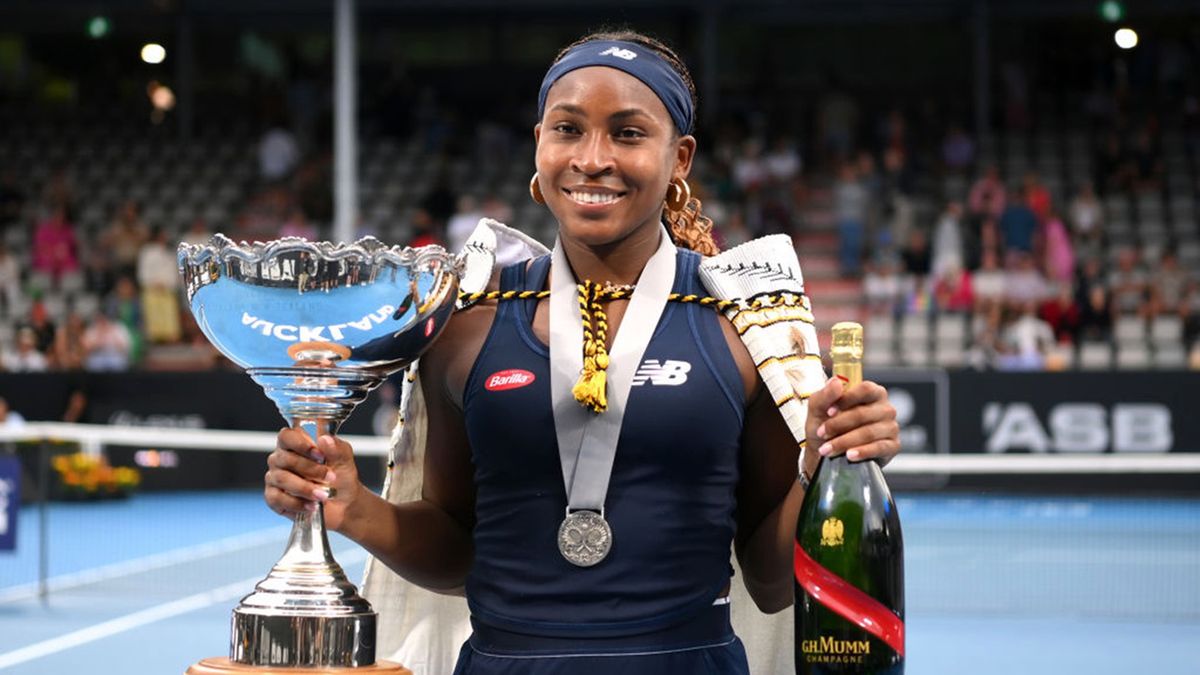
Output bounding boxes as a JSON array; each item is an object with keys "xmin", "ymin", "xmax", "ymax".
[{"xmin": 558, "ymin": 221, "xmax": 663, "ymax": 286}]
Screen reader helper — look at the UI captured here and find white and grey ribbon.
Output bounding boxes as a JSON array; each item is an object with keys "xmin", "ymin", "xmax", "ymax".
[{"xmin": 548, "ymin": 226, "xmax": 676, "ymax": 563}]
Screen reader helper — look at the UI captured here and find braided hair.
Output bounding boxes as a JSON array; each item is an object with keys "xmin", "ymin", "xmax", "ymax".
[{"xmin": 551, "ymin": 29, "xmax": 721, "ymax": 257}]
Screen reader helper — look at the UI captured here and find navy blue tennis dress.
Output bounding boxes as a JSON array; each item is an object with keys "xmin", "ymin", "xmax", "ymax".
[{"xmin": 456, "ymin": 249, "xmax": 751, "ymax": 674}]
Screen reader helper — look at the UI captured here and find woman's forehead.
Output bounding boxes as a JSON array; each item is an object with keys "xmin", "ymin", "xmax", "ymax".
[{"xmin": 542, "ymin": 66, "xmax": 671, "ymax": 123}]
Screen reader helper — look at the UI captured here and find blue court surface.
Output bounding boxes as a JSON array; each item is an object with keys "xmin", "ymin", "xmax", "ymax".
[{"xmin": 1, "ymin": 490, "xmax": 1197, "ymax": 674}]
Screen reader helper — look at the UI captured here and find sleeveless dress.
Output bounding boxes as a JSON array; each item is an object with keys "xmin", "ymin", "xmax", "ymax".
[{"xmin": 455, "ymin": 249, "xmax": 751, "ymax": 674}]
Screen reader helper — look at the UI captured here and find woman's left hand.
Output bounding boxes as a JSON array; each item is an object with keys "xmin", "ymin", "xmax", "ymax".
[{"xmin": 803, "ymin": 376, "xmax": 900, "ymax": 475}]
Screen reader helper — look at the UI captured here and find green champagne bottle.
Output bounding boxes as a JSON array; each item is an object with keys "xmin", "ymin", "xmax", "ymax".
[{"xmin": 794, "ymin": 321, "xmax": 904, "ymax": 674}]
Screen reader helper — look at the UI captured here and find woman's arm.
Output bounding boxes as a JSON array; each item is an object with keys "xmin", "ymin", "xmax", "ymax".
[
  {"xmin": 264, "ymin": 304, "xmax": 495, "ymax": 593},
  {"xmin": 730, "ymin": 331, "xmax": 900, "ymax": 614}
]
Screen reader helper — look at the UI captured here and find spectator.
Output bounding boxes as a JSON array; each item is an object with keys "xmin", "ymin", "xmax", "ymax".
[
  {"xmin": 1148, "ymin": 250, "xmax": 1190, "ymax": 318},
  {"xmin": 136, "ymin": 227, "xmax": 182, "ymax": 344},
  {"xmin": 0, "ymin": 397, "xmax": 26, "ymax": 429},
  {"xmin": 1022, "ymin": 171, "xmax": 1052, "ymax": 223},
  {"xmin": 1108, "ymin": 248, "xmax": 1147, "ymax": 316},
  {"xmin": 1181, "ymin": 281, "xmax": 1200, "ymax": 349},
  {"xmin": 102, "ymin": 199, "xmax": 149, "ymax": 279},
  {"xmin": 24, "ymin": 299, "xmax": 57, "ymax": 354},
  {"xmin": 258, "ymin": 122, "xmax": 301, "ymax": 183},
  {"xmin": 732, "ymin": 139, "xmax": 768, "ymax": 194},
  {"xmin": 967, "ymin": 164, "xmax": 1007, "ymax": 223},
  {"xmin": 106, "ymin": 276, "xmax": 144, "ymax": 365},
  {"xmin": 52, "ymin": 312, "xmax": 87, "ymax": 370},
  {"xmin": 2, "ymin": 327, "xmax": 49, "ymax": 372},
  {"xmin": 480, "ymin": 193, "xmax": 513, "ymax": 226},
  {"xmin": 1005, "ymin": 251, "xmax": 1048, "ymax": 307},
  {"xmin": 863, "ymin": 253, "xmax": 903, "ymax": 316},
  {"xmin": 279, "ymin": 206, "xmax": 318, "ymax": 241},
  {"xmin": 179, "ymin": 217, "xmax": 211, "ymax": 247},
  {"xmin": 972, "ymin": 248, "xmax": 1007, "ymax": 318},
  {"xmin": 997, "ymin": 301, "xmax": 1055, "ymax": 370},
  {"xmin": 446, "ymin": 194, "xmax": 485, "ymax": 253},
  {"xmin": 933, "ymin": 261, "xmax": 974, "ymax": 313},
  {"xmin": 763, "ymin": 136, "xmax": 802, "ymax": 184},
  {"xmin": 833, "ymin": 162, "xmax": 869, "ymax": 276},
  {"xmin": 901, "ymin": 227, "xmax": 931, "ymax": 278},
  {"xmin": 31, "ymin": 204, "xmax": 79, "ymax": 281},
  {"xmin": 930, "ymin": 201, "xmax": 965, "ymax": 280},
  {"xmin": 0, "ymin": 242, "xmax": 20, "ymax": 316},
  {"xmin": 1068, "ymin": 182, "xmax": 1104, "ymax": 244},
  {"xmin": 999, "ymin": 187, "xmax": 1039, "ymax": 256},
  {"xmin": 1077, "ymin": 283, "xmax": 1113, "ymax": 342},
  {"xmin": 941, "ymin": 124, "xmax": 975, "ymax": 173},
  {"xmin": 407, "ymin": 208, "xmax": 442, "ymax": 249},
  {"xmin": 1041, "ymin": 206, "xmax": 1075, "ymax": 285},
  {"xmin": 82, "ymin": 313, "xmax": 133, "ymax": 371},
  {"xmin": 1039, "ymin": 283, "xmax": 1082, "ymax": 343}
]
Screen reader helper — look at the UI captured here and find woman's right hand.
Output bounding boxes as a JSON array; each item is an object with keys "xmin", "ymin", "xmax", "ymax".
[{"xmin": 265, "ymin": 428, "xmax": 363, "ymax": 533}]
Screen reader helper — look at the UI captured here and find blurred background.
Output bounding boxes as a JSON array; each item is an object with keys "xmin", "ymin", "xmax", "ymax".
[{"xmin": 0, "ymin": 1, "xmax": 1197, "ymax": 673}]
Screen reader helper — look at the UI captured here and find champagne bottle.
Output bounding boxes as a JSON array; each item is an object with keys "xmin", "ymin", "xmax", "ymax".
[{"xmin": 794, "ymin": 322, "xmax": 904, "ymax": 674}]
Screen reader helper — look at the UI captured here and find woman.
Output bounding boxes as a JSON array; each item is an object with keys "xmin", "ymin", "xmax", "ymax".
[{"xmin": 265, "ymin": 30, "xmax": 900, "ymax": 674}]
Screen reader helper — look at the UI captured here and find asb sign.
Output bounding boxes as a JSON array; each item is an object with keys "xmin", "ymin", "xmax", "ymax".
[{"xmin": 949, "ymin": 371, "xmax": 1198, "ymax": 454}]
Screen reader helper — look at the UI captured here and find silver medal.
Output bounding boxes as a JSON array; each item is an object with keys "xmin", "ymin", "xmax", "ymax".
[{"xmin": 557, "ymin": 510, "xmax": 612, "ymax": 567}]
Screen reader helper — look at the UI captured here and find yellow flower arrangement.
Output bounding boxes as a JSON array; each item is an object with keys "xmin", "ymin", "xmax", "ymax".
[{"xmin": 51, "ymin": 452, "xmax": 141, "ymax": 499}]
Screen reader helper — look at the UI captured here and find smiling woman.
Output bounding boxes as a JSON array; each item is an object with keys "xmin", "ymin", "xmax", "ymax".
[{"xmin": 263, "ymin": 27, "xmax": 901, "ymax": 675}]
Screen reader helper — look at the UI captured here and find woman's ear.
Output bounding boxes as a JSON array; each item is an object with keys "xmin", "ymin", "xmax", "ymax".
[
  {"xmin": 674, "ymin": 134, "xmax": 697, "ymax": 181},
  {"xmin": 533, "ymin": 123, "xmax": 542, "ymax": 145}
]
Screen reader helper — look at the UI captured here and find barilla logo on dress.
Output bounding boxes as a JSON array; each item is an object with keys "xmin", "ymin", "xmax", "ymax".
[
  {"xmin": 631, "ymin": 359, "xmax": 691, "ymax": 386},
  {"xmin": 599, "ymin": 46, "xmax": 638, "ymax": 60},
  {"xmin": 485, "ymin": 369, "xmax": 536, "ymax": 392}
]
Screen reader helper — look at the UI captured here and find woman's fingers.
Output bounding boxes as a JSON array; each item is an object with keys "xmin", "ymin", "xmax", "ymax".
[
  {"xmin": 815, "ymin": 419, "xmax": 900, "ymax": 459},
  {"xmin": 264, "ymin": 484, "xmax": 317, "ymax": 516},
  {"xmin": 267, "ymin": 446, "xmax": 334, "ymax": 484}
]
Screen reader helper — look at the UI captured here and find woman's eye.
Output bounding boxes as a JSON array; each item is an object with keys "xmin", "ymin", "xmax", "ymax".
[
  {"xmin": 616, "ymin": 128, "xmax": 645, "ymax": 139},
  {"xmin": 553, "ymin": 123, "xmax": 580, "ymax": 135}
]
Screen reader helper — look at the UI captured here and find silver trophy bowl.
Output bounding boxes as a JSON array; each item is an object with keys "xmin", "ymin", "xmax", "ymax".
[{"xmin": 178, "ymin": 234, "xmax": 459, "ymax": 668}]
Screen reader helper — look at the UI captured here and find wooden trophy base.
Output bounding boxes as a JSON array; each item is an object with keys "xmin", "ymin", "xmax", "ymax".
[{"xmin": 187, "ymin": 658, "xmax": 412, "ymax": 675}]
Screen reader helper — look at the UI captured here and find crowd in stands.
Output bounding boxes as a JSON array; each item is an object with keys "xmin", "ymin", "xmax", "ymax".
[{"xmin": 2, "ymin": 75, "xmax": 1199, "ymax": 373}]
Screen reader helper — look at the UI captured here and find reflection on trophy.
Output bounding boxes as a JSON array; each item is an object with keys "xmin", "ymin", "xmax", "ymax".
[{"xmin": 178, "ymin": 234, "xmax": 460, "ymax": 673}]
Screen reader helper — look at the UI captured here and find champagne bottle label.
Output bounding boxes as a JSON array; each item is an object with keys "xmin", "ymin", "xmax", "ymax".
[{"xmin": 793, "ymin": 542, "xmax": 905, "ymax": 656}]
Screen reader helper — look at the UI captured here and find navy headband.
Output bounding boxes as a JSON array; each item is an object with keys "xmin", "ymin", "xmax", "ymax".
[{"xmin": 537, "ymin": 40, "xmax": 694, "ymax": 135}]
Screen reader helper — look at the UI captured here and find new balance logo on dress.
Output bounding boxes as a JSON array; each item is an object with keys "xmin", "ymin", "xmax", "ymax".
[
  {"xmin": 599, "ymin": 46, "xmax": 638, "ymax": 61},
  {"xmin": 631, "ymin": 359, "xmax": 690, "ymax": 386}
]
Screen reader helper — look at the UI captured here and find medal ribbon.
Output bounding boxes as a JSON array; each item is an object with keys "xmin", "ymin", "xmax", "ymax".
[
  {"xmin": 549, "ymin": 226, "xmax": 676, "ymax": 513},
  {"xmin": 793, "ymin": 541, "xmax": 905, "ymax": 656}
]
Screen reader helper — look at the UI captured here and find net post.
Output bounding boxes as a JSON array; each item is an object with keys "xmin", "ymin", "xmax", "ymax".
[{"xmin": 37, "ymin": 437, "xmax": 49, "ymax": 605}]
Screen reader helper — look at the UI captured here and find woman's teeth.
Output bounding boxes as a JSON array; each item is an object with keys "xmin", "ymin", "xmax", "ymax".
[{"xmin": 569, "ymin": 191, "xmax": 622, "ymax": 205}]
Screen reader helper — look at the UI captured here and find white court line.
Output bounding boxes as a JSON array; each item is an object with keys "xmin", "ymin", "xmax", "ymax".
[
  {"xmin": 0, "ymin": 548, "xmax": 368, "ymax": 670},
  {"xmin": 0, "ymin": 525, "xmax": 292, "ymax": 604}
]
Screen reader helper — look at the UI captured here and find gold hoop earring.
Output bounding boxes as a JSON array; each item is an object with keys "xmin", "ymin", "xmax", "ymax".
[
  {"xmin": 530, "ymin": 173, "xmax": 545, "ymax": 205},
  {"xmin": 665, "ymin": 178, "xmax": 691, "ymax": 213}
]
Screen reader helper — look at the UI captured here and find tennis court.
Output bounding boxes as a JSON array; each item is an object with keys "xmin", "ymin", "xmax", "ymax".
[{"xmin": 2, "ymin": 482, "xmax": 1197, "ymax": 674}]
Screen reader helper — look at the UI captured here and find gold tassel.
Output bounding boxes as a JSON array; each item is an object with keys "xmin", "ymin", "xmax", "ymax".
[{"xmin": 572, "ymin": 281, "xmax": 611, "ymax": 413}]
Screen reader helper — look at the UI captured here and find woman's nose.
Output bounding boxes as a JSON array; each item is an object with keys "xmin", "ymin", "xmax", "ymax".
[{"xmin": 570, "ymin": 133, "xmax": 615, "ymax": 176}]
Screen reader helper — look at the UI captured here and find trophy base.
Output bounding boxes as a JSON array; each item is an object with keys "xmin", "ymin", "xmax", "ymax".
[{"xmin": 186, "ymin": 657, "xmax": 411, "ymax": 675}]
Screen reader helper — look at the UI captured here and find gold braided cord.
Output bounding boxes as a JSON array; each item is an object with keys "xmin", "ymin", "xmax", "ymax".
[
  {"xmin": 455, "ymin": 286, "xmax": 812, "ymax": 414},
  {"xmin": 457, "ymin": 289, "xmax": 806, "ymax": 314}
]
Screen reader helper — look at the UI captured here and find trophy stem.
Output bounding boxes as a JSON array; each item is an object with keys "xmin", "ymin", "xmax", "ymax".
[{"xmin": 232, "ymin": 368, "xmax": 384, "ymax": 668}]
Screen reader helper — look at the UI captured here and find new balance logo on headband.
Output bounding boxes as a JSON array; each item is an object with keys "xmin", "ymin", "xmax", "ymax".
[
  {"xmin": 599, "ymin": 46, "xmax": 638, "ymax": 61},
  {"xmin": 632, "ymin": 359, "xmax": 690, "ymax": 386}
]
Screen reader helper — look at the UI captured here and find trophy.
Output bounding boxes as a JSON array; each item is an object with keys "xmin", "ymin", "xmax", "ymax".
[{"xmin": 178, "ymin": 234, "xmax": 460, "ymax": 673}]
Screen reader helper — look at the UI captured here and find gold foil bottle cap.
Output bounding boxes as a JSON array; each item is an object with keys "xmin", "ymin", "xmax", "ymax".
[{"xmin": 830, "ymin": 321, "xmax": 863, "ymax": 363}]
